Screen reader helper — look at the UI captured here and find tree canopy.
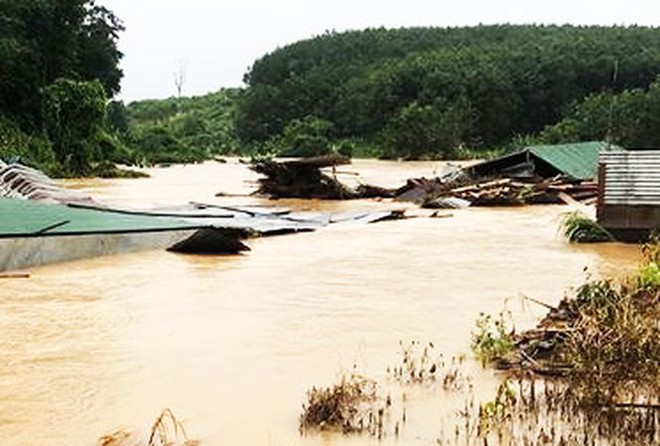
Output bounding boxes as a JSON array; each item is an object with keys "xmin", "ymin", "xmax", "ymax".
[
  {"xmin": 4, "ymin": 16, "xmax": 660, "ymax": 174},
  {"xmin": 0, "ymin": 0, "xmax": 123, "ymax": 175},
  {"xmin": 123, "ymin": 89, "xmax": 241, "ymax": 165},
  {"xmin": 236, "ymin": 25, "xmax": 660, "ymax": 158}
]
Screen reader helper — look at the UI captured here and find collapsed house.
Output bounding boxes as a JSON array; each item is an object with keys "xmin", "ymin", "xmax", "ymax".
[
  {"xmin": 249, "ymin": 142, "xmax": 621, "ymax": 208},
  {"xmin": 396, "ymin": 141, "xmax": 621, "ymax": 208},
  {"xmin": 466, "ymin": 141, "xmax": 619, "ymax": 181},
  {"xmin": 0, "ymin": 160, "xmax": 405, "ymax": 271},
  {"xmin": 597, "ymin": 150, "xmax": 660, "ymax": 242}
]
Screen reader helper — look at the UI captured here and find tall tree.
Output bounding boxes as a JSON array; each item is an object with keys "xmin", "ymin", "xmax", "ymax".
[
  {"xmin": 42, "ymin": 78, "xmax": 107, "ymax": 175},
  {"xmin": 0, "ymin": 0, "xmax": 123, "ymax": 129}
]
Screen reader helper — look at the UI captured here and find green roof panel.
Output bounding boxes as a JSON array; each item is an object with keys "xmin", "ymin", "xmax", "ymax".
[
  {"xmin": 0, "ymin": 199, "xmax": 199, "ymax": 237},
  {"xmin": 528, "ymin": 141, "xmax": 621, "ymax": 180}
]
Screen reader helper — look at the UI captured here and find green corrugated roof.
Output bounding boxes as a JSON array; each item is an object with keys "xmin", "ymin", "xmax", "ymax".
[
  {"xmin": 527, "ymin": 141, "xmax": 621, "ymax": 180},
  {"xmin": 0, "ymin": 199, "xmax": 199, "ymax": 237}
]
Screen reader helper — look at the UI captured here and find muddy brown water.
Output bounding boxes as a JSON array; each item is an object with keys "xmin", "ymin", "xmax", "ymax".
[{"xmin": 0, "ymin": 160, "xmax": 641, "ymax": 445}]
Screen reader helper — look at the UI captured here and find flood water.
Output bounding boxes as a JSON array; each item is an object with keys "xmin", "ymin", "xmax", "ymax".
[{"xmin": 0, "ymin": 160, "xmax": 642, "ymax": 445}]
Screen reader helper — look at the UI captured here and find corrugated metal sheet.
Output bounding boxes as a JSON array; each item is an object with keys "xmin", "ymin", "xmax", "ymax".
[
  {"xmin": 0, "ymin": 198, "xmax": 200, "ymax": 237},
  {"xmin": 468, "ymin": 141, "xmax": 620, "ymax": 180},
  {"xmin": 529, "ymin": 141, "xmax": 620, "ymax": 181},
  {"xmin": 600, "ymin": 151, "xmax": 660, "ymax": 206},
  {"xmin": 0, "ymin": 162, "xmax": 94, "ymax": 204}
]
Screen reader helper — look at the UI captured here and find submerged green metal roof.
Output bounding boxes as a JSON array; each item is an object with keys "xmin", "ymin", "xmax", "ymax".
[
  {"xmin": 0, "ymin": 199, "xmax": 199, "ymax": 237},
  {"xmin": 527, "ymin": 141, "xmax": 620, "ymax": 180}
]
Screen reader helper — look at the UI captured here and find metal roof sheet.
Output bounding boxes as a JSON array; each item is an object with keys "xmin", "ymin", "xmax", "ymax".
[
  {"xmin": 528, "ymin": 141, "xmax": 620, "ymax": 180},
  {"xmin": 0, "ymin": 199, "xmax": 199, "ymax": 237},
  {"xmin": 600, "ymin": 151, "xmax": 660, "ymax": 206}
]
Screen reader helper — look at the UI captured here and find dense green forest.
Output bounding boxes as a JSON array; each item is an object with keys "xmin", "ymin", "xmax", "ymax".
[
  {"xmin": 3, "ymin": 5, "xmax": 660, "ymax": 177},
  {"xmin": 121, "ymin": 89, "xmax": 240, "ymax": 165},
  {"xmin": 237, "ymin": 25, "xmax": 660, "ymax": 158},
  {"xmin": 0, "ymin": 0, "xmax": 127, "ymax": 176}
]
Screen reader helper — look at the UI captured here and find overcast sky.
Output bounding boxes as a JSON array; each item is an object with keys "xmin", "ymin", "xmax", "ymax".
[{"xmin": 101, "ymin": 0, "xmax": 660, "ymax": 103}]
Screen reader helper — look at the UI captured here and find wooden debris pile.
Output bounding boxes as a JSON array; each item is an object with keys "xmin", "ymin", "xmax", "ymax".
[
  {"xmin": 396, "ymin": 174, "xmax": 599, "ymax": 208},
  {"xmin": 250, "ymin": 154, "xmax": 354, "ymax": 199},
  {"xmin": 250, "ymin": 155, "xmax": 599, "ymax": 207},
  {"xmin": 250, "ymin": 154, "xmax": 398, "ymax": 199},
  {"xmin": 496, "ymin": 269, "xmax": 660, "ymax": 382}
]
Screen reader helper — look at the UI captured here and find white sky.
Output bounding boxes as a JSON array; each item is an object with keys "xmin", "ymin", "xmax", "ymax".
[{"xmin": 101, "ymin": 0, "xmax": 660, "ymax": 103}]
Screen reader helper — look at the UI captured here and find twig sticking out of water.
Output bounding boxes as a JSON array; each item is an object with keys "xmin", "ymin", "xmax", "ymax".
[
  {"xmin": 98, "ymin": 409, "xmax": 197, "ymax": 446},
  {"xmin": 148, "ymin": 409, "xmax": 197, "ymax": 446}
]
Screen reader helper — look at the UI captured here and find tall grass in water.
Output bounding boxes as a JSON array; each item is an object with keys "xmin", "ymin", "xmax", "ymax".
[
  {"xmin": 441, "ymin": 375, "xmax": 659, "ymax": 445},
  {"xmin": 300, "ymin": 341, "xmax": 472, "ymax": 440},
  {"xmin": 299, "ymin": 372, "xmax": 387, "ymax": 437},
  {"xmin": 459, "ymin": 236, "xmax": 660, "ymax": 445}
]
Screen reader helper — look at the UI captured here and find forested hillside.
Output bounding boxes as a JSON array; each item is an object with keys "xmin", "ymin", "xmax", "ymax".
[
  {"xmin": 0, "ymin": 0, "xmax": 125, "ymax": 175},
  {"xmin": 236, "ymin": 25, "xmax": 660, "ymax": 158},
  {"xmin": 4, "ymin": 14, "xmax": 660, "ymax": 175},
  {"xmin": 120, "ymin": 89, "xmax": 240, "ymax": 165}
]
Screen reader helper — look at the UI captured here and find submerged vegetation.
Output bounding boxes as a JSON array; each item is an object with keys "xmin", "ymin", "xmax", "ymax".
[
  {"xmin": 303, "ymin": 239, "xmax": 659, "ymax": 444},
  {"xmin": 444, "ymin": 376, "xmax": 659, "ymax": 445},
  {"xmin": 470, "ymin": 312, "xmax": 516, "ymax": 366},
  {"xmin": 299, "ymin": 372, "xmax": 385, "ymax": 435},
  {"xmin": 560, "ymin": 211, "xmax": 614, "ymax": 243},
  {"xmin": 463, "ymin": 237, "xmax": 660, "ymax": 444}
]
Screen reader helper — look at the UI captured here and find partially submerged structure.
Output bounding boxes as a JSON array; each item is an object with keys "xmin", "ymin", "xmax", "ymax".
[
  {"xmin": 395, "ymin": 142, "xmax": 619, "ymax": 208},
  {"xmin": 0, "ymin": 198, "xmax": 253, "ymax": 271},
  {"xmin": 0, "ymin": 155, "xmax": 407, "ymax": 271},
  {"xmin": 250, "ymin": 154, "xmax": 397, "ymax": 199},
  {"xmin": 251, "ymin": 154, "xmax": 354, "ymax": 199},
  {"xmin": 0, "ymin": 161, "xmax": 95, "ymax": 204},
  {"xmin": 597, "ymin": 150, "xmax": 660, "ymax": 242},
  {"xmin": 466, "ymin": 141, "xmax": 620, "ymax": 181}
]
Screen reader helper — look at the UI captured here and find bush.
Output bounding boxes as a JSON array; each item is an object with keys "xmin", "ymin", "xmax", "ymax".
[
  {"xmin": 560, "ymin": 211, "xmax": 614, "ymax": 243},
  {"xmin": 278, "ymin": 116, "xmax": 335, "ymax": 157}
]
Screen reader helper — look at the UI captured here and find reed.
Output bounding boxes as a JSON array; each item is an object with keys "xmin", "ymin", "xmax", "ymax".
[
  {"xmin": 387, "ymin": 340, "xmax": 470, "ymax": 390},
  {"xmin": 299, "ymin": 372, "xmax": 386, "ymax": 436}
]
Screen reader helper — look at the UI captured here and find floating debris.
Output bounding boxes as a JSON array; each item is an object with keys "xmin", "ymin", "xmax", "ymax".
[{"xmin": 250, "ymin": 154, "xmax": 399, "ymax": 199}]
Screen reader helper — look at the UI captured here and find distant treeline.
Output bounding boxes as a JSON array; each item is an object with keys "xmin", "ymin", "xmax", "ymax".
[
  {"xmin": 236, "ymin": 25, "xmax": 660, "ymax": 158},
  {"xmin": 3, "ymin": 16, "xmax": 660, "ymax": 176},
  {"xmin": 117, "ymin": 89, "xmax": 240, "ymax": 165}
]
